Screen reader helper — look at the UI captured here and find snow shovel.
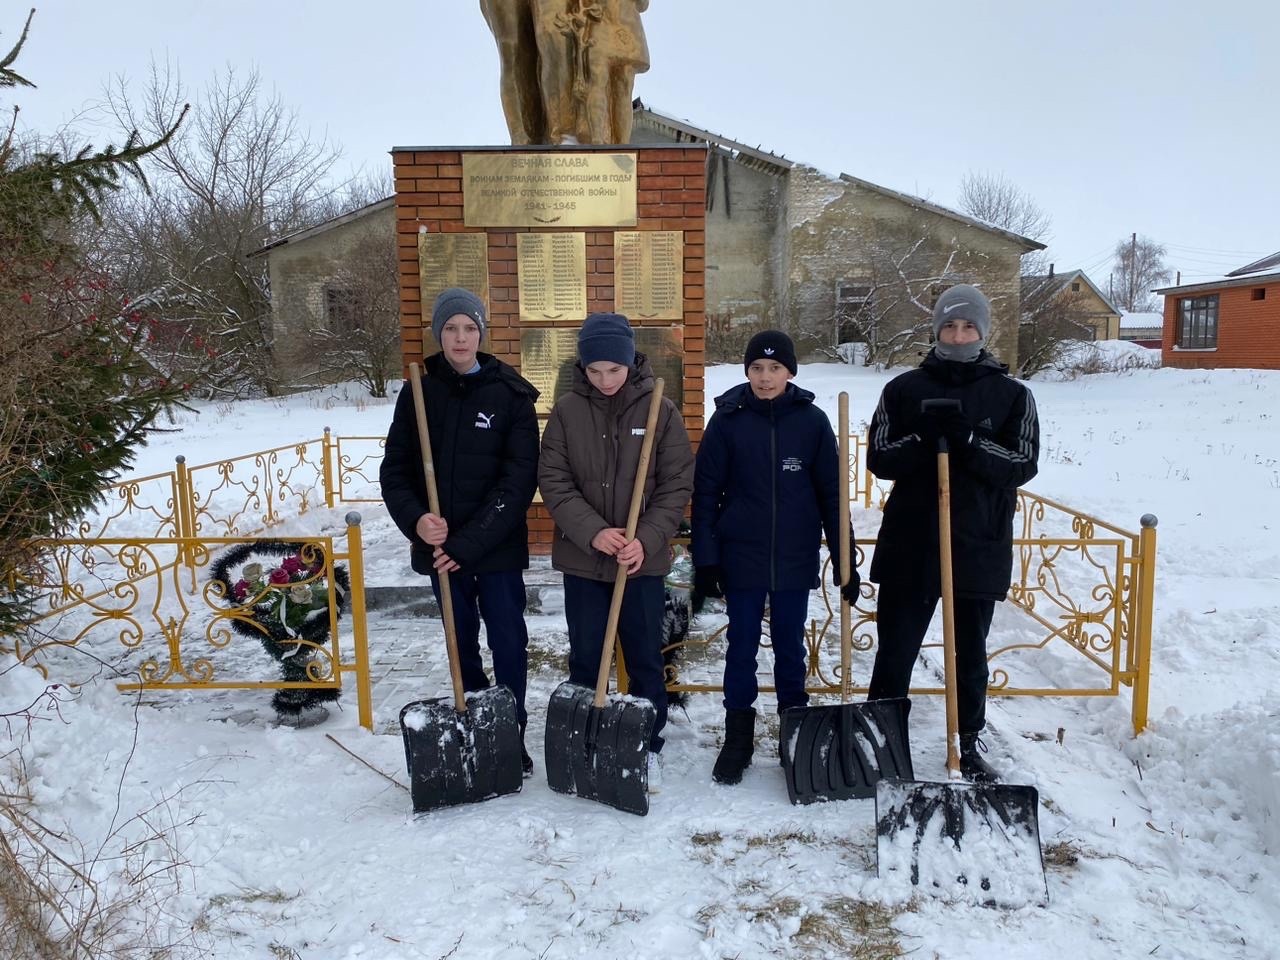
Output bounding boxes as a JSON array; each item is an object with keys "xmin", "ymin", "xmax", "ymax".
[
  {"xmin": 781, "ymin": 391, "xmax": 913, "ymax": 803},
  {"xmin": 543, "ymin": 379, "xmax": 665, "ymax": 816},
  {"xmin": 875, "ymin": 406, "xmax": 1047, "ymax": 907},
  {"xmin": 399, "ymin": 362, "xmax": 522, "ymax": 814}
]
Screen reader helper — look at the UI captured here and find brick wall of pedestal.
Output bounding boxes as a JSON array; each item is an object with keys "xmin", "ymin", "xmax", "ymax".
[{"xmin": 392, "ymin": 144, "xmax": 707, "ymax": 551}]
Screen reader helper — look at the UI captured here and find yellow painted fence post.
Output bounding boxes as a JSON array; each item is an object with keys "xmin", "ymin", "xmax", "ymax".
[
  {"xmin": 174, "ymin": 455, "xmax": 199, "ymax": 592},
  {"xmin": 322, "ymin": 427, "xmax": 337, "ymax": 509},
  {"xmin": 344, "ymin": 512, "xmax": 374, "ymax": 731},
  {"xmin": 1131, "ymin": 514, "xmax": 1158, "ymax": 735}
]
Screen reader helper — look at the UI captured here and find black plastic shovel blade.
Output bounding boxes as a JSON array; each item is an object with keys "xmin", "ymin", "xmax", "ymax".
[
  {"xmin": 399, "ymin": 686, "xmax": 523, "ymax": 814},
  {"xmin": 780, "ymin": 698, "xmax": 914, "ymax": 804},
  {"xmin": 544, "ymin": 680, "xmax": 656, "ymax": 816},
  {"xmin": 875, "ymin": 777, "xmax": 1048, "ymax": 907}
]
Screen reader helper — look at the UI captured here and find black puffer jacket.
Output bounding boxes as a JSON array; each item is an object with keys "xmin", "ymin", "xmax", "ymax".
[
  {"xmin": 691, "ymin": 382, "xmax": 846, "ymax": 591},
  {"xmin": 867, "ymin": 350, "xmax": 1039, "ymax": 600},
  {"xmin": 380, "ymin": 352, "xmax": 540, "ymax": 574}
]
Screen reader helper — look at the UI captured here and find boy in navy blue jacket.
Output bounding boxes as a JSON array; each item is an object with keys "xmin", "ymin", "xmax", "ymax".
[{"xmin": 691, "ymin": 331, "xmax": 859, "ymax": 785}]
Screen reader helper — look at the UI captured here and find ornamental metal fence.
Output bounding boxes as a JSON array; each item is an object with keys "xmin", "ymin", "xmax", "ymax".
[{"xmin": 5, "ymin": 429, "xmax": 1156, "ymax": 735}]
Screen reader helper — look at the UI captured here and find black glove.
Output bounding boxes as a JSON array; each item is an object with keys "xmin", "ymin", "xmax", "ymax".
[
  {"xmin": 694, "ymin": 565, "xmax": 725, "ymax": 600},
  {"xmin": 831, "ymin": 546, "xmax": 862, "ymax": 604},
  {"xmin": 922, "ymin": 405, "xmax": 972, "ymax": 452}
]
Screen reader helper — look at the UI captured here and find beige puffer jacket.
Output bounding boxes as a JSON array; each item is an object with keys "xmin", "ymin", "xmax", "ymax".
[{"xmin": 538, "ymin": 355, "xmax": 693, "ymax": 582}]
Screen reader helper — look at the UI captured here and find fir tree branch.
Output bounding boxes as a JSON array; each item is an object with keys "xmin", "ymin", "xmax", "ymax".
[{"xmin": 0, "ymin": 8, "xmax": 36, "ymax": 91}]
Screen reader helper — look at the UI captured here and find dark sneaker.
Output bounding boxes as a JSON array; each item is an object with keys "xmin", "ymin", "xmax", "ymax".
[
  {"xmin": 521, "ymin": 746, "xmax": 534, "ymax": 779},
  {"xmin": 959, "ymin": 733, "xmax": 1001, "ymax": 783}
]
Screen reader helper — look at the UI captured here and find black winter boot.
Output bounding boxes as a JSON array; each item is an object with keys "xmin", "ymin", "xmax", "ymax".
[
  {"xmin": 959, "ymin": 733, "xmax": 1000, "ymax": 783},
  {"xmin": 519, "ymin": 722, "xmax": 534, "ymax": 779},
  {"xmin": 713, "ymin": 708, "xmax": 756, "ymax": 785}
]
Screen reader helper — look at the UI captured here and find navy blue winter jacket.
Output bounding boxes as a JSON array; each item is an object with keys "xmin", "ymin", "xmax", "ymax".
[{"xmin": 692, "ymin": 381, "xmax": 848, "ymax": 591}]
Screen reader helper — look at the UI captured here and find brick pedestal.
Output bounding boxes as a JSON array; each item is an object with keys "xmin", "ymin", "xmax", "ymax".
[{"xmin": 392, "ymin": 144, "xmax": 707, "ymax": 552}]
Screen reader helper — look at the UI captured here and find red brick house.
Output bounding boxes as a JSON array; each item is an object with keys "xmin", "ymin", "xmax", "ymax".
[{"xmin": 1154, "ymin": 250, "xmax": 1280, "ymax": 369}]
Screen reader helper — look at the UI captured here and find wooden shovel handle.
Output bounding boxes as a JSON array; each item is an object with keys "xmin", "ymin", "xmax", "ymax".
[
  {"xmin": 936, "ymin": 437, "xmax": 962, "ymax": 778},
  {"xmin": 593, "ymin": 378, "xmax": 666, "ymax": 708},
  {"xmin": 838, "ymin": 392, "xmax": 852, "ymax": 703},
  {"xmin": 408, "ymin": 363, "xmax": 467, "ymax": 714}
]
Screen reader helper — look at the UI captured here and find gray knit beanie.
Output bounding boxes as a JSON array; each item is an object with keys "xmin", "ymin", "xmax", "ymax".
[
  {"xmin": 931, "ymin": 284, "xmax": 991, "ymax": 340},
  {"xmin": 578, "ymin": 312, "xmax": 636, "ymax": 367},
  {"xmin": 431, "ymin": 287, "xmax": 487, "ymax": 344},
  {"xmin": 931, "ymin": 284, "xmax": 991, "ymax": 362}
]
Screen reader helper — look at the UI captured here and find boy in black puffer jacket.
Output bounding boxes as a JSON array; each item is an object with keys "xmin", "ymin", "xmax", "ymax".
[
  {"xmin": 865, "ymin": 284, "xmax": 1040, "ymax": 783},
  {"xmin": 691, "ymin": 331, "xmax": 859, "ymax": 785},
  {"xmin": 380, "ymin": 288, "xmax": 540, "ymax": 775}
]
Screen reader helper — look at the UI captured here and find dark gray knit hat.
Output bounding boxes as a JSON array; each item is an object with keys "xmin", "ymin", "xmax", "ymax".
[
  {"xmin": 931, "ymin": 284, "xmax": 991, "ymax": 341},
  {"xmin": 743, "ymin": 330, "xmax": 797, "ymax": 375},
  {"xmin": 431, "ymin": 287, "xmax": 486, "ymax": 344},
  {"xmin": 578, "ymin": 312, "xmax": 636, "ymax": 367}
]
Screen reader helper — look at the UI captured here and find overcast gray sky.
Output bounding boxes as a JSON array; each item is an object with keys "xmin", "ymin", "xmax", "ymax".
[{"xmin": 10, "ymin": 1, "xmax": 1278, "ymax": 286}]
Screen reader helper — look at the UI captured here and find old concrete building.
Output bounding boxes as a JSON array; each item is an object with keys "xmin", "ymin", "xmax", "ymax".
[
  {"xmin": 629, "ymin": 102, "xmax": 1044, "ymax": 368},
  {"xmin": 254, "ymin": 104, "xmax": 1045, "ymax": 380},
  {"xmin": 249, "ymin": 198, "xmax": 396, "ymax": 384}
]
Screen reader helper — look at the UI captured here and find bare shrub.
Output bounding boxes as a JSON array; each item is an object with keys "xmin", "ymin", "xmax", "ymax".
[
  {"xmin": 0, "ymin": 675, "xmax": 204, "ymax": 959},
  {"xmin": 705, "ymin": 312, "xmax": 767, "ymax": 364},
  {"xmin": 1042, "ymin": 341, "xmax": 1161, "ymax": 381}
]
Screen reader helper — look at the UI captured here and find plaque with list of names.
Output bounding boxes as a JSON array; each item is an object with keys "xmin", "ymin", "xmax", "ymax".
[
  {"xmin": 517, "ymin": 232, "xmax": 587, "ymax": 322},
  {"xmin": 417, "ymin": 232, "xmax": 490, "ymax": 315},
  {"xmin": 614, "ymin": 231, "xmax": 684, "ymax": 321},
  {"xmin": 520, "ymin": 326, "xmax": 685, "ymax": 417}
]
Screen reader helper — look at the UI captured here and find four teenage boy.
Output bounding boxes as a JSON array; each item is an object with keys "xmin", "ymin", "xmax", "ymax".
[{"xmin": 383, "ymin": 285, "xmax": 1039, "ymax": 789}]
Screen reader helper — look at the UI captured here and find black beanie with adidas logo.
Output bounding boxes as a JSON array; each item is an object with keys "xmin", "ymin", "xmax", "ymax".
[{"xmin": 743, "ymin": 330, "xmax": 797, "ymax": 375}]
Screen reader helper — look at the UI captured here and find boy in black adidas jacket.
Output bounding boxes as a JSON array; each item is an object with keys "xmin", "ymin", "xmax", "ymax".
[{"xmin": 866, "ymin": 284, "xmax": 1039, "ymax": 783}]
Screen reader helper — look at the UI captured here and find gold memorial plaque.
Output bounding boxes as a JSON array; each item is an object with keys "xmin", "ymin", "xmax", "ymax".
[
  {"xmin": 517, "ymin": 233, "xmax": 587, "ymax": 322},
  {"xmin": 417, "ymin": 232, "xmax": 489, "ymax": 314},
  {"xmin": 463, "ymin": 153, "xmax": 638, "ymax": 228},
  {"xmin": 521, "ymin": 326, "xmax": 685, "ymax": 417},
  {"xmin": 614, "ymin": 231, "xmax": 684, "ymax": 321}
]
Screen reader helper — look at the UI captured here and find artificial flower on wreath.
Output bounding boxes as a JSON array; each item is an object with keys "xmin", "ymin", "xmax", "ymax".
[{"xmin": 209, "ymin": 540, "xmax": 351, "ymax": 717}]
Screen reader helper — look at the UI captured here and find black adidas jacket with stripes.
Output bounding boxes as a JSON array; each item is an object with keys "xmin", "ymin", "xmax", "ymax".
[{"xmin": 866, "ymin": 349, "xmax": 1040, "ymax": 601}]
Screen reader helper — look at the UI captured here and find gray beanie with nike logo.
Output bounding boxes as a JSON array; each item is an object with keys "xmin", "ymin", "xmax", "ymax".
[{"xmin": 931, "ymin": 284, "xmax": 991, "ymax": 341}]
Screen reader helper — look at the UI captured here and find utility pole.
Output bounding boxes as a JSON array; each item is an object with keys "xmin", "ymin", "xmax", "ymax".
[{"xmin": 1130, "ymin": 232, "xmax": 1137, "ymax": 311}]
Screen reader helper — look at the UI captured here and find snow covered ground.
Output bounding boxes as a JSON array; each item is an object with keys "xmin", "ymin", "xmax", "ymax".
[{"xmin": 4, "ymin": 355, "xmax": 1279, "ymax": 959}]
